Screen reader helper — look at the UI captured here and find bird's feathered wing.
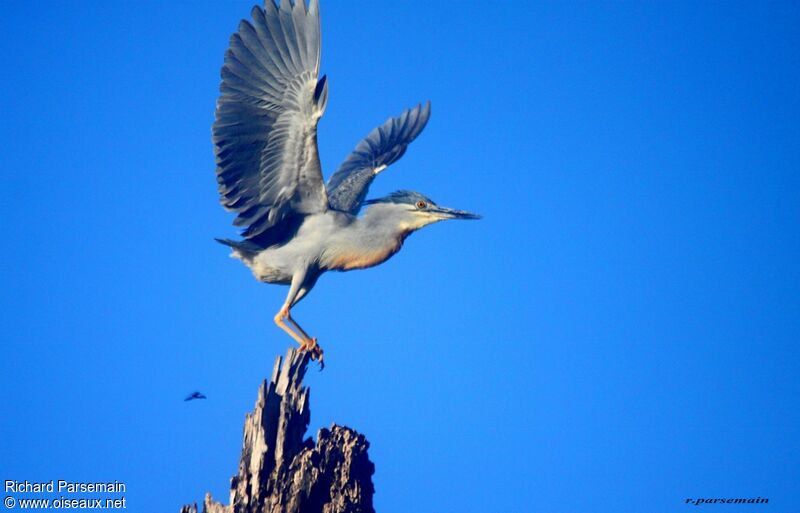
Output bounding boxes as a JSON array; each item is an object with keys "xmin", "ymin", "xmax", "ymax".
[
  {"xmin": 327, "ymin": 102, "xmax": 431, "ymax": 214},
  {"xmin": 214, "ymin": 0, "xmax": 329, "ymax": 239}
]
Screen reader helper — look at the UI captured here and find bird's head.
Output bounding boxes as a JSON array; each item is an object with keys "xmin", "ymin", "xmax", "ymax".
[{"xmin": 363, "ymin": 190, "xmax": 481, "ymax": 232}]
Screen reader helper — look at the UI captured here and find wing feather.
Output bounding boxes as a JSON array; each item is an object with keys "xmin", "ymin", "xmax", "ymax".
[
  {"xmin": 327, "ymin": 102, "xmax": 431, "ymax": 214},
  {"xmin": 214, "ymin": 0, "xmax": 328, "ymax": 239}
]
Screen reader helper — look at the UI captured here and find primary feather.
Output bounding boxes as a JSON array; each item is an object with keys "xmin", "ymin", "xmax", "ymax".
[{"xmin": 213, "ymin": 0, "xmax": 329, "ymax": 240}]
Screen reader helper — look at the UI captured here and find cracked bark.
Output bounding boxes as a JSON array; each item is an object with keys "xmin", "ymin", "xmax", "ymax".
[{"xmin": 181, "ymin": 348, "xmax": 375, "ymax": 513}]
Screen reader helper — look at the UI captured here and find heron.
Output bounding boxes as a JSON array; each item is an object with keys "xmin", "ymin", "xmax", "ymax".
[{"xmin": 213, "ymin": 0, "xmax": 480, "ymax": 367}]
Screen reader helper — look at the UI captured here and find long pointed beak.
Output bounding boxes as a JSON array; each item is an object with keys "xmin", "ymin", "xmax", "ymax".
[{"xmin": 430, "ymin": 205, "xmax": 482, "ymax": 220}]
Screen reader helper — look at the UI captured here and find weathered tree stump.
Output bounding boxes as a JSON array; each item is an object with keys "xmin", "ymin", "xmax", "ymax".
[{"xmin": 181, "ymin": 348, "xmax": 375, "ymax": 513}]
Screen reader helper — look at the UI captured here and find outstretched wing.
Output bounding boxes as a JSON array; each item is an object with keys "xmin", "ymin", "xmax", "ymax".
[
  {"xmin": 214, "ymin": 0, "xmax": 329, "ymax": 239},
  {"xmin": 327, "ymin": 102, "xmax": 431, "ymax": 214}
]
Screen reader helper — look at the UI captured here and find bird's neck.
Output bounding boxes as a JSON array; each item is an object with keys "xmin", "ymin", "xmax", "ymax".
[{"xmin": 321, "ymin": 209, "xmax": 411, "ymax": 271}]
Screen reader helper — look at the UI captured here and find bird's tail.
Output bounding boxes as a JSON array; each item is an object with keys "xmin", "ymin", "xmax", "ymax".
[{"xmin": 215, "ymin": 238, "xmax": 261, "ymax": 261}]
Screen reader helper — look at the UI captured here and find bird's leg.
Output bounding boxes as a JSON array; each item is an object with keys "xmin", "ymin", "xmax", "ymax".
[
  {"xmin": 275, "ymin": 273, "xmax": 324, "ymax": 367},
  {"xmin": 274, "ymin": 273, "xmax": 314, "ymax": 351},
  {"xmin": 273, "ymin": 304, "xmax": 310, "ymax": 350},
  {"xmin": 285, "ymin": 313, "xmax": 324, "ymax": 363},
  {"xmin": 286, "ymin": 313, "xmax": 311, "ymax": 340}
]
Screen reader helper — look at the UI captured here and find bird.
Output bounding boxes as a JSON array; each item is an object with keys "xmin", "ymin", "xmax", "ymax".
[
  {"xmin": 213, "ymin": 0, "xmax": 480, "ymax": 367},
  {"xmin": 184, "ymin": 391, "xmax": 207, "ymax": 402}
]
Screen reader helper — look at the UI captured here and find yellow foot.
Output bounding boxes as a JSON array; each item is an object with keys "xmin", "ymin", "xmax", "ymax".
[{"xmin": 304, "ymin": 338, "xmax": 325, "ymax": 370}]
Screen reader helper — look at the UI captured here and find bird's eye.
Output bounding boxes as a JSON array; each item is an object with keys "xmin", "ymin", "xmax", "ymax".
[{"xmin": 416, "ymin": 200, "xmax": 427, "ymax": 209}]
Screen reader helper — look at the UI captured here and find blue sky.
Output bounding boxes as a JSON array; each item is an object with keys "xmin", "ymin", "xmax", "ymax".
[{"xmin": 1, "ymin": 1, "xmax": 798, "ymax": 512}]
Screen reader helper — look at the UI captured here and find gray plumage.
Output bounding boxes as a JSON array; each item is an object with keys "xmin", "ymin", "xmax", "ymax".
[
  {"xmin": 213, "ymin": 0, "xmax": 479, "ymax": 366},
  {"xmin": 327, "ymin": 102, "xmax": 431, "ymax": 214},
  {"xmin": 214, "ymin": 0, "xmax": 327, "ymax": 239}
]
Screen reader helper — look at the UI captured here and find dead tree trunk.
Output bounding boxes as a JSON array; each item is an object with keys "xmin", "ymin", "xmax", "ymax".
[{"xmin": 181, "ymin": 348, "xmax": 375, "ymax": 513}]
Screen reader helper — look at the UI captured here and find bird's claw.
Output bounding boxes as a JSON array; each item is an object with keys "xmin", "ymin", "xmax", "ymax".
[{"xmin": 302, "ymin": 338, "xmax": 325, "ymax": 371}]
